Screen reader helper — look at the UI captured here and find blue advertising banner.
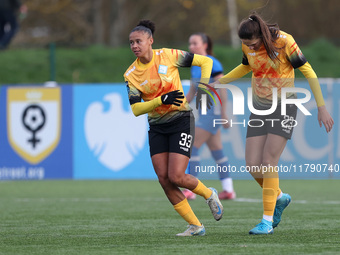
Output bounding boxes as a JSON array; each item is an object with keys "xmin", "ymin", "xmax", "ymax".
[
  {"xmin": 2, "ymin": 81, "xmax": 337, "ymax": 180},
  {"xmin": 0, "ymin": 85, "xmax": 73, "ymax": 180},
  {"xmin": 73, "ymin": 81, "xmax": 339, "ymax": 180},
  {"xmin": 73, "ymin": 84, "xmax": 155, "ymax": 179}
]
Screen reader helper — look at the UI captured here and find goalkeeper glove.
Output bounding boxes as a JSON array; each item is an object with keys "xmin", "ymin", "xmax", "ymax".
[
  {"xmin": 196, "ymin": 87, "xmax": 212, "ymax": 110},
  {"xmin": 161, "ymin": 90, "xmax": 184, "ymax": 106}
]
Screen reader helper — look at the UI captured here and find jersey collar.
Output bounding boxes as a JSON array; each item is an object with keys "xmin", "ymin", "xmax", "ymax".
[{"xmin": 137, "ymin": 51, "xmax": 155, "ymax": 70}]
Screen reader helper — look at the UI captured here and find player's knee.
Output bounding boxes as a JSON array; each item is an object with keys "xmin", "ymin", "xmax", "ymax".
[
  {"xmin": 246, "ymin": 162, "xmax": 261, "ymax": 171},
  {"xmin": 157, "ymin": 174, "xmax": 170, "ymax": 188},
  {"xmin": 245, "ymin": 157, "xmax": 262, "ymax": 167},
  {"xmin": 168, "ymin": 172, "xmax": 184, "ymax": 186},
  {"xmin": 262, "ymin": 153, "xmax": 280, "ymax": 167}
]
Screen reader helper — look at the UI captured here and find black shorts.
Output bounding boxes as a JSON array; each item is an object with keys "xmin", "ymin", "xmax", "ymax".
[
  {"xmin": 246, "ymin": 104, "xmax": 298, "ymax": 139},
  {"xmin": 148, "ymin": 112, "xmax": 195, "ymax": 157}
]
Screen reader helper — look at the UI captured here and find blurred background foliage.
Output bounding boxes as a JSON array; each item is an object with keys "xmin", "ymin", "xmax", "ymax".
[
  {"xmin": 3, "ymin": 0, "xmax": 340, "ymax": 83},
  {"xmin": 14, "ymin": 0, "xmax": 340, "ymax": 47}
]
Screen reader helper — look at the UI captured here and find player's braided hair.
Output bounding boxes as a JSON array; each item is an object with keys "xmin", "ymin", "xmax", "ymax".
[
  {"xmin": 238, "ymin": 13, "xmax": 280, "ymax": 62},
  {"xmin": 131, "ymin": 20, "xmax": 155, "ymax": 38}
]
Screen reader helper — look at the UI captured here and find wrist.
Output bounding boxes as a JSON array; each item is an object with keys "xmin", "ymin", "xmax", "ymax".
[
  {"xmin": 157, "ymin": 96, "xmax": 163, "ymax": 105},
  {"xmin": 318, "ymin": 105, "xmax": 326, "ymax": 111}
]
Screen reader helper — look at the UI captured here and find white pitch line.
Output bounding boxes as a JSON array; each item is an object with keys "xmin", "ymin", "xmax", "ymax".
[
  {"xmin": 10, "ymin": 197, "xmax": 340, "ymax": 205},
  {"xmin": 234, "ymin": 198, "xmax": 340, "ymax": 205}
]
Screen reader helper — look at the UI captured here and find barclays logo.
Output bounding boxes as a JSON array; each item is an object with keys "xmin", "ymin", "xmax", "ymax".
[{"xmin": 84, "ymin": 93, "xmax": 148, "ymax": 171}]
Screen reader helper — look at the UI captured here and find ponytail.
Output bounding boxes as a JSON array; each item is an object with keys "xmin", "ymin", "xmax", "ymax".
[
  {"xmin": 192, "ymin": 32, "xmax": 214, "ymax": 56},
  {"xmin": 206, "ymin": 35, "xmax": 213, "ymax": 56},
  {"xmin": 238, "ymin": 13, "xmax": 280, "ymax": 61}
]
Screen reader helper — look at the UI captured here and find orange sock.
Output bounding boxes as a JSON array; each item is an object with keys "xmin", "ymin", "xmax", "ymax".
[
  {"xmin": 192, "ymin": 180, "xmax": 212, "ymax": 199},
  {"xmin": 262, "ymin": 166, "xmax": 279, "ymax": 216},
  {"xmin": 263, "ymin": 186, "xmax": 276, "ymax": 216},
  {"xmin": 257, "ymin": 167, "xmax": 281, "ymax": 196},
  {"xmin": 173, "ymin": 198, "xmax": 201, "ymax": 226},
  {"xmin": 254, "ymin": 178, "xmax": 281, "ymax": 195}
]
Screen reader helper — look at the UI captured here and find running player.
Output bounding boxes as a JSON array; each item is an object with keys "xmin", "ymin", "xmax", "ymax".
[
  {"xmin": 206, "ymin": 13, "xmax": 334, "ymax": 234},
  {"xmin": 183, "ymin": 32, "xmax": 236, "ymax": 200},
  {"xmin": 124, "ymin": 20, "xmax": 224, "ymax": 236}
]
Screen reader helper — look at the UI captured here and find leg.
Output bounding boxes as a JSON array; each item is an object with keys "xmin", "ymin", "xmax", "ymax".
[
  {"xmin": 262, "ymin": 133, "xmax": 287, "ymax": 167},
  {"xmin": 152, "ymin": 152, "xmax": 185, "ymax": 205},
  {"xmin": 168, "ymin": 152, "xmax": 223, "ymax": 221},
  {"xmin": 149, "ymin": 116, "xmax": 206, "ymax": 236},
  {"xmin": 262, "ymin": 133, "xmax": 287, "ymax": 207},
  {"xmin": 193, "ymin": 127, "xmax": 213, "ymax": 148},
  {"xmin": 168, "ymin": 153, "xmax": 199, "ymax": 192},
  {"xmin": 206, "ymin": 128, "xmax": 223, "ymax": 151},
  {"xmin": 250, "ymin": 133, "xmax": 288, "ymax": 235},
  {"xmin": 262, "ymin": 134, "xmax": 290, "ymax": 228},
  {"xmin": 168, "ymin": 152, "xmax": 216, "ymax": 199},
  {"xmin": 207, "ymin": 130, "xmax": 235, "ymax": 199},
  {"xmin": 190, "ymin": 127, "xmax": 212, "ymax": 177},
  {"xmin": 183, "ymin": 127, "xmax": 212, "ymax": 199},
  {"xmin": 247, "ymin": 134, "xmax": 278, "ymax": 235},
  {"xmin": 168, "ymin": 116, "xmax": 223, "ymax": 221},
  {"xmin": 245, "ymin": 135, "xmax": 267, "ymax": 186},
  {"xmin": 152, "ymin": 152, "xmax": 203, "ymax": 231}
]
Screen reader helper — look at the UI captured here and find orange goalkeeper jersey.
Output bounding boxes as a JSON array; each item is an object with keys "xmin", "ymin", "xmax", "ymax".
[
  {"xmin": 242, "ymin": 30, "xmax": 307, "ymax": 107},
  {"xmin": 124, "ymin": 48, "xmax": 193, "ymax": 125}
]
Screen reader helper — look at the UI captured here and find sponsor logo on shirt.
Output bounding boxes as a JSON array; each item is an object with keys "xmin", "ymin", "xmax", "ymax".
[
  {"xmin": 126, "ymin": 66, "xmax": 136, "ymax": 76},
  {"xmin": 158, "ymin": 65, "xmax": 168, "ymax": 75},
  {"xmin": 155, "ymin": 50, "xmax": 163, "ymax": 55},
  {"xmin": 140, "ymin": 80, "xmax": 148, "ymax": 86}
]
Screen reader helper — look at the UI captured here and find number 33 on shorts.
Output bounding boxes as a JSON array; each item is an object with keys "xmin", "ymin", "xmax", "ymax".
[{"xmin": 179, "ymin": 133, "xmax": 193, "ymax": 151}]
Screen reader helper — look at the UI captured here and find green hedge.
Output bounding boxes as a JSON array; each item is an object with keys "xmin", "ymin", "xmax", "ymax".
[{"xmin": 1, "ymin": 39, "xmax": 339, "ymax": 84}]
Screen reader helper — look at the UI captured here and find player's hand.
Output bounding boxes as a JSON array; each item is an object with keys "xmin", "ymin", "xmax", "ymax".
[
  {"xmin": 221, "ymin": 113, "xmax": 230, "ymax": 129},
  {"xmin": 196, "ymin": 87, "xmax": 212, "ymax": 110},
  {"xmin": 161, "ymin": 90, "xmax": 184, "ymax": 106},
  {"xmin": 317, "ymin": 105, "xmax": 334, "ymax": 133}
]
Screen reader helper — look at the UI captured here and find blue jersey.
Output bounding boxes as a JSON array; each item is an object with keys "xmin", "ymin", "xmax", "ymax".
[
  {"xmin": 191, "ymin": 55, "xmax": 223, "ymax": 116},
  {"xmin": 191, "ymin": 55, "xmax": 224, "ymax": 134},
  {"xmin": 191, "ymin": 55, "xmax": 223, "ymax": 81}
]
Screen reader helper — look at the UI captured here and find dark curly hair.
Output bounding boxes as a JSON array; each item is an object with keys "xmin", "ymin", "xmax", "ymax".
[{"xmin": 130, "ymin": 20, "xmax": 155, "ymax": 37}]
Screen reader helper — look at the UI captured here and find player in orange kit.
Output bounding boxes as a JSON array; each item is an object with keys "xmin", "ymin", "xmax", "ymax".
[
  {"xmin": 124, "ymin": 20, "xmax": 223, "ymax": 236},
  {"xmin": 207, "ymin": 13, "xmax": 334, "ymax": 235}
]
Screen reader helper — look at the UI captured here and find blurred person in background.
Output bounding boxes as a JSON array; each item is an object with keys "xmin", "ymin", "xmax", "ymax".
[
  {"xmin": 207, "ymin": 13, "xmax": 334, "ymax": 235},
  {"xmin": 124, "ymin": 20, "xmax": 224, "ymax": 236},
  {"xmin": 183, "ymin": 32, "xmax": 236, "ymax": 201},
  {"xmin": 0, "ymin": 0, "xmax": 27, "ymax": 49}
]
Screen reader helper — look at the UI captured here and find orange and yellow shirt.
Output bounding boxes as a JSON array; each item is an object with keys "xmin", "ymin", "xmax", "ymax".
[
  {"xmin": 124, "ymin": 48, "xmax": 198, "ymax": 125},
  {"xmin": 241, "ymin": 30, "xmax": 307, "ymax": 107},
  {"xmin": 219, "ymin": 30, "xmax": 325, "ymax": 108}
]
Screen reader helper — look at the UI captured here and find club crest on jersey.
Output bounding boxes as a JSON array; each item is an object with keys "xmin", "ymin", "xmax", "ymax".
[
  {"xmin": 158, "ymin": 65, "xmax": 168, "ymax": 74},
  {"xmin": 7, "ymin": 87, "xmax": 61, "ymax": 164}
]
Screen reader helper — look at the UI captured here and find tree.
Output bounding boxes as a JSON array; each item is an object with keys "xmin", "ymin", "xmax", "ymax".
[{"xmin": 12, "ymin": 0, "xmax": 340, "ymax": 48}]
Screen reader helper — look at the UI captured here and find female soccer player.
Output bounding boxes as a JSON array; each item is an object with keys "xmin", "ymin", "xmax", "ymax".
[
  {"xmin": 183, "ymin": 33, "xmax": 236, "ymax": 200},
  {"xmin": 124, "ymin": 20, "xmax": 224, "ymax": 236},
  {"xmin": 207, "ymin": 13, "xmax": 334, "ymax": 234}
]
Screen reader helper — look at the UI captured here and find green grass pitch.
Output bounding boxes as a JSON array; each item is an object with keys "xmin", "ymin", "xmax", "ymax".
[{"xmin": 0, "ymin": 179, "xmax": 339, "ymax": 254}]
